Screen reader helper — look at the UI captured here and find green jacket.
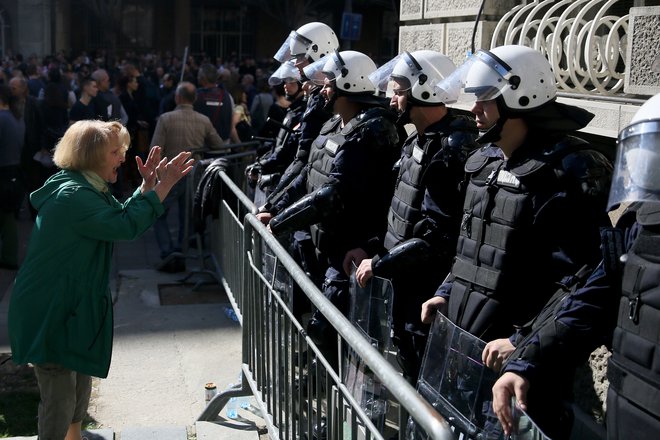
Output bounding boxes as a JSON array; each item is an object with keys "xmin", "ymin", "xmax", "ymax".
[{"xmin": 8, "ymin": 170, "xmax": 164, "ymax": 378}]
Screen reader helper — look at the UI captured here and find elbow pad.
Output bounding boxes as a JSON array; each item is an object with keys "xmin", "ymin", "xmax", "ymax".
[
  {"xmin": 258, "ymin": 173, "xmax": 281, "ymax": 190},
  {"xmin": 372, "ymin": 238, "xmax": 433, "ymax": 278},
  {"xmin": 269, "ymin": 185, "xmax": 342, "ymax": 235}
]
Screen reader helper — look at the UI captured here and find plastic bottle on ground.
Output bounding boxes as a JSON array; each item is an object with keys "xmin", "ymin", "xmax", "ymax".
[{"xmin": 226, "ymin": 396, "xmax": 238, "ymax": 419}]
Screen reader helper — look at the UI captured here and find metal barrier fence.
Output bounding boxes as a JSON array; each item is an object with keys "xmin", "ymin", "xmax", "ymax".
[
  {"xmin": 197, "ymin": 166, "xmax": 550, "ymax": 440},
  {"xmin": 199, "ymin": 169, "xmax": 453, "ymax": 440}
]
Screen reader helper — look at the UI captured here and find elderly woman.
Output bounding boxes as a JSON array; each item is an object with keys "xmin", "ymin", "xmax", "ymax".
[{"xmin": 8, "ymin": 120, "xmax": 193, "ymax": 440}]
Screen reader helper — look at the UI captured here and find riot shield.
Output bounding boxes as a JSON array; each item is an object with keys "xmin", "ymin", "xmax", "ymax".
[
  {"xmin": 510, "ymin": 397, "xmax": 552, "ymax": 440},
  {"xmin": 407, "ymin": 313, "xmax": 552, "ymax": 440},
  {"xmin": 342, "ymin": 270, "xmax": 394, "ymax": 432},
  {"xmin": 261, "ymin": 236, "xmax": 294, "ymax": 302},
  {"xmin": 348, "ymin": 270, "xmax": 394, "ymax": 352},
  {"xmin": 253, "ymin": 185, "xmax": 268, "ymax": 208},
  {"xmin": 407, "ymin": 312, "xmax": 498, "ymax": 439}
]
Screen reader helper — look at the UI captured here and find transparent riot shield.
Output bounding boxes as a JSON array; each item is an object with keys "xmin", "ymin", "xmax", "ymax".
[
  {"xmin": 407, "ymin": 312, "xmax": 498, "ymax": 439},
  {"xmin": 253, "ymin": 185, "xmax": 268, "ymax": 209},
  {"xmin": 342, "ymin": 270, "xmax": 394, "ymax": 432},
  {"xmin": 261, "ymin": 234, "xmax": 294, "ymax": 302},
  {"xmin": 510, "ymin": 397, "xmax": 552, "ymax": 440},
  {"xmin": 407, "ymin": 313, "xmax": 552, "ymax": 440},
  {"xmin": 348, "ymin": 270, "xmax": 393, "ymax": 352}
]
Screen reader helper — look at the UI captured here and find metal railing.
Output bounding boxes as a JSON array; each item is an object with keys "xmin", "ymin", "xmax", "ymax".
[{"xmin": 198, "ymin": 169, "xmax": 454, "ymax": 440}]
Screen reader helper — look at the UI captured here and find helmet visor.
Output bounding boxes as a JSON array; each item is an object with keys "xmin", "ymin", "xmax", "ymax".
[
  {"xmin": 303, "ymin": 51, "xmax": 343, "ymax": 86},
  {"xmin": 608, "ymin": 120, "xmax": 660, "ymax": 209},
  {"xmin": 434, "ymin": 50, "xmax": 512, "ymax": 106},
  {"xmin": 369, "ymin": 54, "xmax": 407, "ymax": 94},
  {"xmin": 274, "ymin": 31, "xmax": 296, "ymax": 62},
  {"xmin": 269, "ymin": 60, "xmax": 301, "ymax": 86}
]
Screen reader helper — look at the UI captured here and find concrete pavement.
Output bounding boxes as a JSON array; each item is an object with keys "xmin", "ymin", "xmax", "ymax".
[{"xmin": 0, "ymin": 208, "xmax": 266, "ymax": 439}]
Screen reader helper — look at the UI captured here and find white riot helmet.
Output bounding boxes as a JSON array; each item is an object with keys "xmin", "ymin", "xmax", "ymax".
[
  {"xmin": 439, "ymin": 45, "xmax": 557, "ymax": 113},
  {"xmin": 304, "ymin": 50, "xmax": 377, "ymax": 96},
  {"xmin": 369, "ymin": 50, "xmax": 457, "ymax": 105},
  {"xmin": 274, "ymin": 22, "xmax": 339, "ymax": 64},
  {"xmin": 268, "ymin": 60, "xmax": 302, "ymax": 86},
  {"xmin": 466, "ymin": 45, "xmax": 556, "ymax": 112},
  {"xmin": 608, "ymin": 93, "xmax": 660, "ymax": 209}
]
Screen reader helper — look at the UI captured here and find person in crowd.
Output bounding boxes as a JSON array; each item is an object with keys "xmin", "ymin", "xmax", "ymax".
[
  {"xmin": 230, "ymin": 87, "xmax": 254, "ymax": 143},
  {"xmin": 158, "ymin": 72, "xmax": 177, "ymax": 115},
  {"xmin": 118, "ymin": 73, "xmax": 149, "ymax": 189},
  {"xmin": 9, "ymin": 76, "xmax": 45, "ymax": 220},
  {"xmin": 419, "ymin": 45, "xmax": 613, "ymax": 439},
  {"xmin": 150, "ymin": 81, "xmax": 224, "ymax": 272},
  {"xmin": 249, "ymin": 77, "xmax": 275, "ymax": 135},
  {"xmin": 92, "ymin": 68, "xmax": 128, "ymax": 124},
  {"xmin": 0, "ymin": 84, "xmax": 25, "ymax": 270},
  {"xmin": 38, "ymin": 67, "xmax": 69, "ymax": 181},
  {"xmin": 7, "ymin": 120, "xmax": 193, "ymax": 440},
  {"xmin": 26, "ymin": 63, "xmax": 45, "ymax": 98},
  {"xmin": 262, "ymin": 50, "xmax": 400, "ymax": 363},
  {"xmin": 344, "ymin": 50, "xmax": 479, "ymax": 383},
  {"xmin": 69, "ymin": 77, "xmax": 100, "ymax": 123},
  {"xmin": 489, "ymin": 92, "xmax": 660, "ymax": 440},
  {"xmin": 245, "ymin": 60, "xmax": 305, "ymax": 197},
  {"xmin": 241, "ymin": 73, "xmax": 257, "ymax": 109},
  {"xmin": 194, "ymin": 63, "xmax": 234, "ymax": 142}
]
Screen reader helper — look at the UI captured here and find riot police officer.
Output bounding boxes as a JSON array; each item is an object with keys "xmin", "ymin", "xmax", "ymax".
[
  {"xmin": 419, "ymin": 45, "xmax": 613, "ymax": 438},
  {"xmin": 341, "ymin": 50, "xmax": 479, "ymax": 382},
  {"xmin": 246, "ymin": 60, "xmax": 305, "ymax": 202},
  {"xmin": 264, "ymin": 50, "xmax": 400, "ymax": 359},
  {"xmin": 490, "ymin": 92, "xmax": 660, "ymax": 440},
  {"xmin": 258, "ymin": 22, "xmax": 338, "ymax": 215}
]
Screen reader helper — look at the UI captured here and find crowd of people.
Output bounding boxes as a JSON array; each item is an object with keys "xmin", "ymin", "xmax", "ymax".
[{"xmin": 1, "ymin": 19, "xmax": 659, "ymax": 440}]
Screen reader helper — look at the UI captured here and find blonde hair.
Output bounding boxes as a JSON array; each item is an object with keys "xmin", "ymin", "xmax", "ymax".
[{"xmin": 53, "ymin": 120, "xmax": 130, "ymax": 171}]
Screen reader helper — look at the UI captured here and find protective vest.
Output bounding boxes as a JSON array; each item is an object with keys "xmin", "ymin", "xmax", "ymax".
[
  {"xmin": 447, "ymin": 136, "xmax": 608, "ymax": 340},
  {"xmin": 306, "ymin": 107, "xmax": 398, "ymax": 257},
  {"xmin": 383, "ymin": 116, "xmax": 474, "ymax": 250},
  {"xmin": 607, "ymin": 202, "xmax": 660, "ymax": 437},
  {"xmin": 258, "ymin": 96, "xmax": 305, "ymax": 175}
]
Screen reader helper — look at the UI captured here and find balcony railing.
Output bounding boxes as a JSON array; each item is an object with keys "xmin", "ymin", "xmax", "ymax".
[{"xmin": 491, "ymin": 0, "xmax": 629, "ymax": 96}]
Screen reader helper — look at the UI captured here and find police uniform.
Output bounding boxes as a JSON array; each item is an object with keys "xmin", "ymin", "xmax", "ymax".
[
  {"xmin": 252, "ymin": 94, "xmax": 306, "ymax": 191},
  {"xmin": 436, "ymin": 135, "xmax": 613, "ymax": 342},
  {"xmin": 265, "ymin": 88, "xmax": 333, "ymax": 208},
  {"xmin": 368, "ymin": 112, "xmax": 478, "ymax": 380},
  {"xmin": 269, "ymin": 106, "xmax": 399, "ymax": 343}
]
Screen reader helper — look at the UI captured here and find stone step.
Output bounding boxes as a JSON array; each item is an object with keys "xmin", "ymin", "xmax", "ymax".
[
  {"xmin": 120, "ymin": 425, "xmax": 188, "ymax": 440},
  {"xmin": 3, "ymin": 428, "xmax": 114, "ymax": 440}
]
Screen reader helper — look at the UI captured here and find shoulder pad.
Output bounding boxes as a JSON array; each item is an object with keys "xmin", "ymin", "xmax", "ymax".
[
  {"xmin": 320, "ymin": 114, "xmax": 342, "ymax": 135},
  {"xmin": 465, "ymin": 146, "xmax": 501, "ymax": 173}
]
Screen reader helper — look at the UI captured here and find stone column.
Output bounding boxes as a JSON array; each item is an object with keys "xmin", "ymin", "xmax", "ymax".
[
  {"xmin": 625, "ymin": 6, "xmax": 660, "ymax": 95},
  {"xmin": 16, "ymin": 0, "xmax": 53, "ymax": 55},
  {"xmin": 53, "ymin": 0, "xmax": 71, "ymax": 54}
]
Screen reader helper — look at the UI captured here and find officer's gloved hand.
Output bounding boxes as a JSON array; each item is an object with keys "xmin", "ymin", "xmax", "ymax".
[{"xmin": 245, "ymin": 163, "xmax": 261, "ymax": 181}]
